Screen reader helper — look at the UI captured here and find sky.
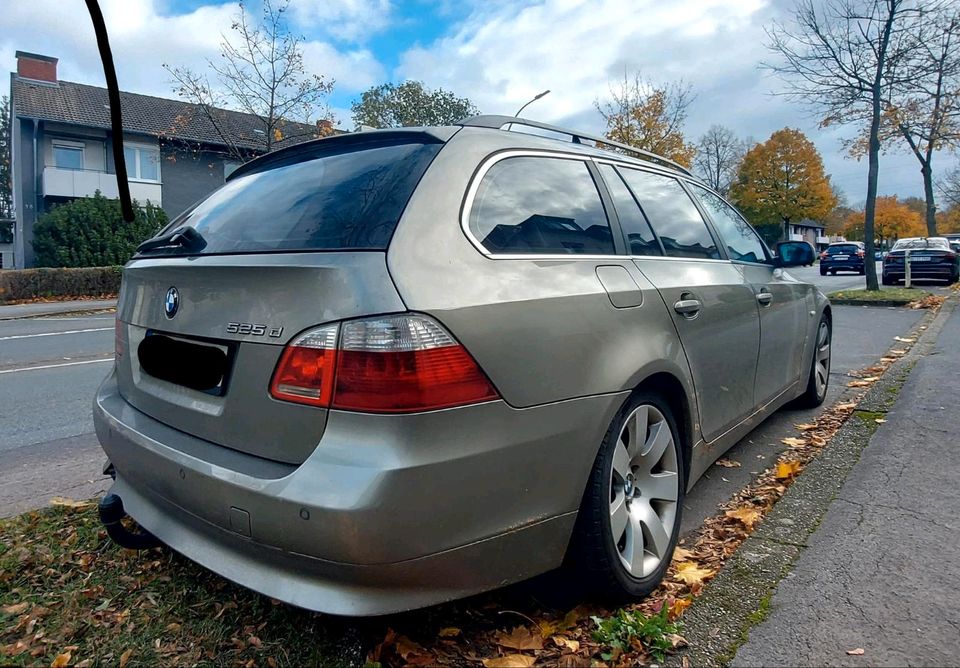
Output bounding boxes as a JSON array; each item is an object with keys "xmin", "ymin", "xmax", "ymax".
[{"xmin": 1, "ymin": 0, "xmax": 956, "ymax": 205}]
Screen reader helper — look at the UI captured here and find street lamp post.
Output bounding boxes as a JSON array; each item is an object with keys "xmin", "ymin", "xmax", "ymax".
[{"xmin": 514, "ymin": 90, "xmax": 551, "ymax": 117}]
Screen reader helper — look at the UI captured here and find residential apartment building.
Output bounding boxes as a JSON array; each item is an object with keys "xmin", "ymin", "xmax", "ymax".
[{"xmin": 7, "ymin": 51, "xmax": 327, "ymax": 269}]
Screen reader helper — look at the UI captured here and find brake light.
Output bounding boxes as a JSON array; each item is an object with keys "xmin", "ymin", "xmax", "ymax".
[
  {"xmin": 269, "ymin": 325, "xmax": 338, "ymax": 407},
  {"xmin": 270, "ymin": 315, "xmax": 499, "ymax": 413},
  {"xmin": 946, "ymin": 252, "xmax": 957, "ymax": 260},
  {"xmin": 884, "ymin": 253, "xmax": 893, "ymax": 262},
  {"xmin": 857, "ymin": 250, "xmax": 865, "ymax": 257},
  {"xmin": 819, "ymin": 251, "xmax": 827, "ymax": 260}
]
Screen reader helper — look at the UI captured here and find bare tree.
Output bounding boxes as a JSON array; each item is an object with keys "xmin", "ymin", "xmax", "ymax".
[
  {"xmin": 766, "ymin": 0, "xmax": 925, "ymax": 290},
  {"xmin": 941, "ymin": 164, "xmax": 960, "ymax": 209},
  {"xmin": 694, "ymin": 125, "xmax": 747, "ymax": 194},
  {"xmin": 881, "ymin": 5, "xmax": 960, "ymax": 235},
  {"xmin": 164, "ymin": 0, "xmax": 334, "ymax": 160},
  {"xmin": 595, "ymin": 73, "xmax": 696, "ymax": 167}
]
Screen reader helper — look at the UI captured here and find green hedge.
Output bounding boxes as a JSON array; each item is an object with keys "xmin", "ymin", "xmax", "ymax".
[
  {"xmin": 32, "ymin": 192, "xmax": 167, "ymax": 268},
  {"xmin": 0, "ymin": 266, "xmax": 122, "ymax": 303}
]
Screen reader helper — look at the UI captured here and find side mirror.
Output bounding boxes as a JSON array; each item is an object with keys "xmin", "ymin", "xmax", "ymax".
[{"xmin": 775, "ymin": 241, "xmax": 816, "ymax": 268}]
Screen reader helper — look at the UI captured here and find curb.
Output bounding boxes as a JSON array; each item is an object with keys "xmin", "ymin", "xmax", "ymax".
[
  {"xmin": 670, "ymin": 296, "xmax": 955, "ymax": 667},
  {"xmin": 0, "ymin": 304, "xmax": 117, "ymax": 321},
  {"xmin": 827, "ymin": 299, "xmax": 916, "ymax": 307}
]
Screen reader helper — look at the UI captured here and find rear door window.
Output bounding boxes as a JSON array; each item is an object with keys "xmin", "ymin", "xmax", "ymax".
[
  {"xmin": 468, "ymin": 156, "xmax": 615, "ymax": 255},
  {"xmin": 618, "ymin": 169, "xmax": 720, "ymax": 260},
  {"xmin": 691, "ymin": 185, "xmax": 768, "ymax": 263},
  {"xmin": 146, "ymin": 139, "xmax": 442, "ymax": 255},
  {"xmin": 598, "ymin": 164, "xmax": 661, "ymax": 256}
]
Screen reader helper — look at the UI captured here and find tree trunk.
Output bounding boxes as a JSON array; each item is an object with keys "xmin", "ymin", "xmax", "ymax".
[
  {"xmin": 922, "ymin": 160, "xmax": 937, "ymax": 237},
  {"xmin": 863, "ymin": 104, "xmax": 881, "ymax": 291}
]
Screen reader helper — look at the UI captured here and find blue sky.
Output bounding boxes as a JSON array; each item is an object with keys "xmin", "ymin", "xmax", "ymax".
[{"xmin": 2, "ymin": 0, "xmax": 955, "ymax": 205}]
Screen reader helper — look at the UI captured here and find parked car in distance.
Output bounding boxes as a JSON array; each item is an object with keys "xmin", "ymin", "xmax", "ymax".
[
  {"xmin": 882, "ymin": 237, "xmax": 959, "ymax": 285},
  {"xmin": 94, "ymin": 116, "xmax": 831, "ymax": 616},
  {"xmin": 819, "ymin": 241, "xmax": 865, "ymax": 276}
]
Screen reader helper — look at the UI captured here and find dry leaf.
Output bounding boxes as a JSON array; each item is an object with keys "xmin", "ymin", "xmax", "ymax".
[
  {"xmin": 1, "ymin": 602, "xmax": 29, "ymax": 615},
  {"xmin": 775, "ymin": 460, "xmax": 801, "ymax": 480},
  {"xmin": 894, "ymin": 336, "xmax": 915, "ymax": 343},
  {"xmin": 874, "ymin": 418, "xmax": 886, "ymax": 423},
  {"xmin": 669, "ymin": 597, "xmax": 692, "ymax": 619},
  {"xmin": 846, "ymin": 648, "xmax": 865, "ymax": 656},
  {"xmin": 51, "ymin": 652, "xmax": 72, "ymax": 668},
  {"xmin": 552, "ymin": 636, "xmax": 580, "ymax": 652},
  {"xmin": 836, "ymin": 402, "xmax": 857, "ymax": 410},
  {"xmin": 49, "ymin": 497, "xmax": 92, "ymax": 509},
  {"xmin": 673, "ymin": 561, "xmax": 714, "ymax": 586},
  {"xmin": 119, "ymin": 649, "xmax": 133, "ymax": 668},
  {"xmin": 672, "ymin": 546, "xmax": 695, "ymax": 562},
  {"xmin": 795, "ymin": 423, "xmax": 818, "ymax": 431},
  {"xmin": 497, "ymin": 626, "xmax": 542, "ymax": 651},
  {"xmin": 438, "ymin": 627, "xmax": 461, "ymax": 638},
  {"xmin": 483, "ymin": 655, "xmax": 537, "ymax": 668},
  {"xmin": 889, "ymin": 349, "xmax": 907, "ymax": 355},
  {"xmin": 715, "ymin": 458, "xmax": 741, "ymax": 468},
  {"xmin": 726, "ymin": 507, "xmax": 763, "ymax": 529},
  {"xmin": 781, "ymin": 437, "xmax": 807, "ymax": 448}
]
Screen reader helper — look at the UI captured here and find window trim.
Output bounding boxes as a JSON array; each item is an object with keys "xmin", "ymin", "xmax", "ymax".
[
  {"xmin": 460, "ymin": 149, "xmax": 624, "ymax": 259},
  {"xmin": 686, "ymin": 182, "xmax": 772, "ymax": 266},
  {"xmin": 123, "ymin": 143, "xmax": 162, "ymax": 183},
  {"xmin": 52, "ymin": 140, "xmax": 85, "ymax": 170}
]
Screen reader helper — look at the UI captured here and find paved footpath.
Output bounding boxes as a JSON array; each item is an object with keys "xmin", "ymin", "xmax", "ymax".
[
  {"xmin": 0, "ymin": 299, "xmax": 116, "ymax": 320},
  {"xmin": 733, "ymin": 306, "xmax": 960, "ymax": 667}
]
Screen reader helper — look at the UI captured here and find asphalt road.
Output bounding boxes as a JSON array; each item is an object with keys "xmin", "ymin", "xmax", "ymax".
[
  {"xmin": 0, "ymin": 301, "xmax": 925, "ymax": 523},
  {"xmin": 0, "ymin": 313, "xmax": 114, "ymax": 516},
  {"xmin": 786, "ymin": 261, "xmax": 879, "ymax": 292}
]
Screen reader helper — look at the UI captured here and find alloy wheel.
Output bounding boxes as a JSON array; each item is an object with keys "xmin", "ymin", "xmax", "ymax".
[
  {"xmin": 608, "ymin": 404, "xmax": 679, "ymax": 578},
  {"xmin": 814, "ymin": 321, "xmax": 831, "ymax": 399}
]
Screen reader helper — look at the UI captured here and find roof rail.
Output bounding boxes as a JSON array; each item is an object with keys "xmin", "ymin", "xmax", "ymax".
[{"xmin": 457, "ymin": 114, "xmax": 694, "ymax": 177}]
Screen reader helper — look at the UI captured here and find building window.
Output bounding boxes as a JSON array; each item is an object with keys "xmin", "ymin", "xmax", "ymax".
[
  {"xmin": 53, "ymin": 142, "xmax": 84, "ymax": 170},
  {"xmin": 123, "ymin": 145, "xmax": 161, "ymax": 182}
]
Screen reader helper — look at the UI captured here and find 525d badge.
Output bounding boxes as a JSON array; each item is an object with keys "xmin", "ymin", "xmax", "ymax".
[{"xmin": 226, "ymin": 322, "xmax": 284, "ymax": 338}]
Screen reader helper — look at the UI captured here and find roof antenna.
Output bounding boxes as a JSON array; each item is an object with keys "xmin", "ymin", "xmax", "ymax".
[{"xmin": 84, "ymin": 0, "xmax": 134, "ymax": 222}]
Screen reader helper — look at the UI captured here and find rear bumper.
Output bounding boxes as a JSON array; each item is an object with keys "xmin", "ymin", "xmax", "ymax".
[
  {"xmin": 94, "ymin": 370, "xmax": 624, "ymax": 615},
  {"xmin": 882, "ymin": 264, "xmax": 955, "ymax": 279},
  {"xmin": 821, "ymin": 260, "xmax": 864, "ymax": 271}
]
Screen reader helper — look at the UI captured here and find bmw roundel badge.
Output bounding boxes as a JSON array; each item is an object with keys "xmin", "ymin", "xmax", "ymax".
[{"xmin": 164, "ymin": 287, "xmax": 180, "ymax": 318}]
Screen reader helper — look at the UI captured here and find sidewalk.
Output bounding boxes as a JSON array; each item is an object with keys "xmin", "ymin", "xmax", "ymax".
[
  {"xmin": 732, "ymin": 306, "xmax": 960, "ymax": 666},
  {"xmin": 0, "ymin": 298, "xmax": 116, "ymax": 320}
]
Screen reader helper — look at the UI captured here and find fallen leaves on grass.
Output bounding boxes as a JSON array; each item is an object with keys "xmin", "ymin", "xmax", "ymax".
[
  {"xmin": 715, "ymin": 458, "xmax": 741, "ymax": 468},
  {"xmin": 48, "ymin": 497, "xmax": 93, "ymax": 509}
]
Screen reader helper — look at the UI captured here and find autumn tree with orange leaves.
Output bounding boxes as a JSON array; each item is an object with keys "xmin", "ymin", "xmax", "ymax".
[
  {"xmin": 595, "ymin": 73, "xmax": 696, "ymax": 167},
  {"xmin": 729, "ymin": 128, "xmax": 836, "ymax": 240},
  {"xmin": 842, "ymin": 196, "xmax": 925, "ymax": 247}
]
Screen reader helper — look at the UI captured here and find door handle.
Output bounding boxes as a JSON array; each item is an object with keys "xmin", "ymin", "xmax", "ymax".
[
  {"xmin": 756, "ymin": 291, "xmax": 773, "ymax": 307},
  {"xmin": 674, "ymin": 298, "xmax": 702, "ymax": 316}
]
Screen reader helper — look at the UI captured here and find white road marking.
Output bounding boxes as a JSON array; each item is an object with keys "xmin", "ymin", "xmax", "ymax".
[
  {"xmin": 0, "ymin": 327, "xmax": 112, "ymax": 341},
  {"xmin": 0, "ymin": 358, "xmax": 114, "ymax": 375}
]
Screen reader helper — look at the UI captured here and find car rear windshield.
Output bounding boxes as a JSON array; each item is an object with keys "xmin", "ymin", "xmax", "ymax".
[
  {"xmin": 892, "ymin": 238, "xmax": 949, "ymax": 251},
  {"xmin": 145, "ymin": 139, "xmax": 442, "ymax": 256},
  {"xmin": 827, "ymin": 245, "xmax": 860, "ymax": 254}
]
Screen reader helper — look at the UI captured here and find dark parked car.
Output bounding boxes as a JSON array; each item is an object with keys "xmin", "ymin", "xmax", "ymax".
[
  {"xmin": 819, "ymin": 242, "xmax": 865, "ymax": 276},
  {"xmin": 882, "ymin": 237, "xmax": 959, "ymax": 285}
]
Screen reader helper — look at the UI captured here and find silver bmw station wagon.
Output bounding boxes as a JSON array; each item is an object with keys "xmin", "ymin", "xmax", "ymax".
[{"xmin": 94, "ymin": 116, "xmax": 830, "ymax": 616}]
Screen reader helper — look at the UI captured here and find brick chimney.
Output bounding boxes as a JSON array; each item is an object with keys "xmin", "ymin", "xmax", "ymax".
[{"xmin": 16, "ymin": 51, "xmax": 58, "ymax": 83}]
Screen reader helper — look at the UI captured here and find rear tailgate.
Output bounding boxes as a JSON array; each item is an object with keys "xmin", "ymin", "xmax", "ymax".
[{"xmin": 116, "ymin": 252, "xmax": 405, "ymax": 464}]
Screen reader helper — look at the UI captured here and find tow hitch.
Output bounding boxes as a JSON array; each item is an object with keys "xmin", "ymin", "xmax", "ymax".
[{"xmin": 98, "ymin": 493, "xmax": 162, "ymax": 550}]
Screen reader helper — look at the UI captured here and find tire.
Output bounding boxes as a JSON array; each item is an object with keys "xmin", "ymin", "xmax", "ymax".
[
  {"xmin": 819, "ymin": 266, "xmax": 827, "ymax": 276},
  {"xmin": 882, "ymin": 274, "xmax": 894, "ymax": 286},
  {"xmin": 830, "ymin": 270, "xmax": 836, "ymax": 275},
  {"xmin": 570, "ymin": 392, "xmax": 685, "ymax": 601},
  {"xmin": 858, "ymin": 267, "xmax": 866, "ymax": 276},
  {"xmin": 794, "ymin": 315, "xmax": 831, "ymax": 408}
]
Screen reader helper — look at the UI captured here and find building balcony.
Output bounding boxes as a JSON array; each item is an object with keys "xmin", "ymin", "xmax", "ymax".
[{"xmin": 42, "ymin": 167, "xmax": 161, "ymax": 206}]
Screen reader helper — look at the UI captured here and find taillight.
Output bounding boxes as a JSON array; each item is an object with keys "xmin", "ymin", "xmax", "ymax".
[
  {"xmin": 270, "ymin": 315, "xmax": 499, "ymax": 413},
  {"xmin": 946, "ymin": 252, "xmax": 957, "ymax": 260},
  {"xmin": 819, "ymin": 251, "xmax": 827, "ymax": 260},
  {"xmin": 857, "ymin": 250, "xmax": 865, "ymax": 257},
  {"xmin": 269, "ymin": 325, "xmax": 338, "ymax": 407},
  {"xmin": 884, "ymin": 253, "xmax": 892, "ymax": 262}
]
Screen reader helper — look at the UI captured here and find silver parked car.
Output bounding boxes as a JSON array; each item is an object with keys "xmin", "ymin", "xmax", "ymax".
[{"xmin": 94, "ymin": 116, "xmax": 830, "ymax": 616}]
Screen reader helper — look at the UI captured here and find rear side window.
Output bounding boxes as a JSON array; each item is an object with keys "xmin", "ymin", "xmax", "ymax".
[
  {"xmin": 469, "ymin": 156, "xmax": 615, "ymax": 255},
  {"xmin": 692, "ymin": 185, "xmax": 767, "ymax": 263},
  {"xmin": 619, "ymin": 169, "xmax": 720, "ymax": 260},
  {"xmin": 154, "ymin": 140, "xmax": 442, "ymax": 254},
  {"xmin": 598, "ymin": 164, "xmax": 661, "ymax": 256}
]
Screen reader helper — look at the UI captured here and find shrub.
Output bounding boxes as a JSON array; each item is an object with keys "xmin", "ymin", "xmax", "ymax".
[
  {"xmin": 32, "ymin": 192, "xmax": 167, "ymax": 267},
  {"xmin": 0, "ymin": 266, "xmax": 122, "ymax": 303}
]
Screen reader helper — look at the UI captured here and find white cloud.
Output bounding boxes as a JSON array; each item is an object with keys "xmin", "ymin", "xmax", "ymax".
[
  {"xmin": 290, "ymin": 0, "xmax": 392, "ymax": 42},
  {"xmin": 301, "ymin": 41, "xmax": 385, "ymax": 93}
]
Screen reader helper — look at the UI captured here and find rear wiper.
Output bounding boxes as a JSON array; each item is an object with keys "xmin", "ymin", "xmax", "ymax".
[{"xmin": 137, "ymin": 226, "xmax": 207, "ymax": 254}]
